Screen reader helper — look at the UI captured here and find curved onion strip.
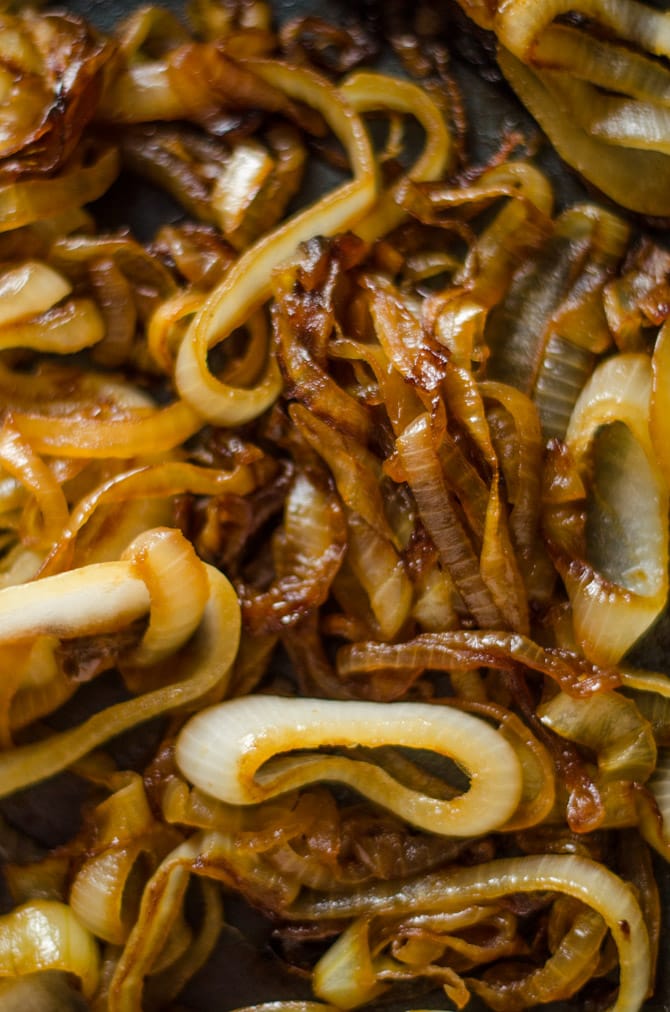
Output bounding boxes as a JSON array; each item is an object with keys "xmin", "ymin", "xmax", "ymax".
[
  {"xmin": 121, "ymin": 528, "xmax": 210, "ymax": 669},
  {"xmin": 339, "ymin": 71, "xmax": 451, "ymax": 243},
  {"xmin": 395, "ymin": 413, "xmax": 504, "ymax": 628},
  {"xmin": 0, "ymin": 900, "xmax": 100, "ymax": 997},
  {"xmin": 291, "ymin": 853, "xmax": 650, "ymax": 1012},
  {"xmin": 345, "ymin": 513, "xmax": 413, "ymax": 641},
  {"xmin": 538, "ymin": 690, "xmax": 657, "ymax": 783},
  {"xmin": 69, "ymin": 773, "xmax": 181, "ymax": 945},
  {"xmin": 454, "ymin": 699, "xmax": 556, "ymax": 831},
  {"xmin": 531, "ymin": 23, "xmax": 670, "ymax": 102},
  {"xmin": 230, "ymin": 1006, "xmax": 341, "ymax": 1012},
  {"xmin": 338, "ymin": 631, "xmax": 620, "ymax": 697},
  {"xmin": 291, "ymin": 404, "xmax": 394, "ymax": 545},
  {"xmin": 312, "ymin": 918, "xmax": 388, "ymax": 1009},
  {"xmin": 146, "ymin": 879, "xmax": 223, "ymax": 1008},
  {"xmin": 468, "ymin": 905, "xmax": 608, "ymax": 1009},
  {"xmin": 498, "ymin": 48, "xmax": 670, "ymax": 217},
  {"xmin": 480, "ymin": 381, "xmax": 542, "ymax": 568},
  {"xmin": 621, "ymin": 667, "xmax": 670, "ymax": 699},
  {"xmin": 0, "ymin": 561, "xmax": 150, "ymax": 642},
  {"xmin": 0, "ymin": 144, "xmax": 120, "ymax": 232},
  {"xmin": 98, "ymin": 61, "xmax": 197, "ymax": 122},
  {"xmin": 107, "ymin": 833, "xmax": 200, "ymax": 1012},
  {"xmin": 239, "ymin": 469, "xmax": 347, "ymax": 635},
  {"xmin": 0, "ymin": 298, "xmax": 105, "ymax": 355},
  {"xmin": 545, "ymin": 71, "xmax": 670, "ymax": 154},
  {"xmin": 40, "ymin": 460, "xmax": 261, "ymax": 576},
  {"xmin": 176, "ymin": 695, "xmax": 523, "ymax": 837},
  {"xmin": 148, "ymin": 289, "xmax": 205, "ymax": 374},
  {"xmin": 0, "ymin": 419, "xmax": 68, "ymax": 549},
  {"xmin": 494, "ymin": 0, "xmax": 670, "ymax": 62},
  {"xmin": 0, "ymin": 261, "xmax": 71, "ymax": 327},
  {"xmin": 650, "ymin": 318, "xmax": 670, "ymax": 486},
  {"xmin": 175, "ymin": 61, "xmax": 376, "ymax": 425},
  {"xmin": 562, "ymin": 353, "xmax": 669, "ymax": 664},
  {"xmin": 0, "ymin": 556, "xmax": 240, "ymax": 797},
  {"xmin": 12, "ymin": 398, "xmax": 202, "ymax": 458}
]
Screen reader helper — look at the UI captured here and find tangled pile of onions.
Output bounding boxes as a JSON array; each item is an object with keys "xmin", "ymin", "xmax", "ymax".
[{"xmin": 1, "ymin": 1, "xmax": 670, "ymax": 1011}]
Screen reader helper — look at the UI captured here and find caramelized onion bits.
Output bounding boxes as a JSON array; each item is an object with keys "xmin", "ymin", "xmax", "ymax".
[
  {"xmin": 238, "ymin": 468, "xmax": 347, "ymax": 634},
  {"xmin": 175, "ymin": 62, "xmax": 376, "ymax": 426},
  {"xmin": 0, "ymin": 529, "xmax": 240, "ymax": 796},
  {"xmin": 0, "ymin": 900, "xmax": 100, "ymax": 997},
  {"xmin": 0, "ymin": 11, "xmax": 112, "ymax": 175},
  {"xmin": 338, "ymin": 632, "xmax": 620, "ymax": 698},
  {"xmin": 395, "ymin": 414, "xmax": 505, "ymax": 628},
  {"xmin": 39, "ymin": 458, "xmax": 262, "ymax": 576},
  {"xmin": 558, "ymin": 353, "xmax": 669, "ymax": 664},
  {"xmin": 176, "ymin": 696, "xmax": 523, "ymax": 837}
]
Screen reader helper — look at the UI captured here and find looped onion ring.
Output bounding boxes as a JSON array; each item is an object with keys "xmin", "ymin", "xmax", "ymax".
[
  {"xmin": 175, "ymin": 695, "xmax": 523, "ymax": 837},
  {"xmin": 175, "ymin": 61, "xmax": 377, "ymax": 426}
]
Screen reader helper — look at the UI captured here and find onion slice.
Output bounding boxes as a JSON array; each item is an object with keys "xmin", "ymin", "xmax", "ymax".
[
  {"xmin": 0, "ymin": 535, "xmax": 240, "ymax": 796},
  {"xmin": 175, "ymin": 61, "xmax": 377, "ymax": 426},
  {"xmin": 176, "ymin": 695, "xmax": 523, "ymax": 837},
  {"xmin": 0, "ymin": 900, "xmax": 100, "ymax": 998},
  {"xmin": 293, "ymin": 854, "xmax": 650, "ymax": 1012},
  {"xmin": 561, "ymin": 353, "xmax": 669, "ymax": 664}
]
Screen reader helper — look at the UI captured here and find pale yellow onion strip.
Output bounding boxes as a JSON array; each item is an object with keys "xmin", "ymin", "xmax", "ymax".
[
  {"xmin": 175, "ymin": 695, "xmax": 523, "ymax": 837},
  {"xmin": 563, "ymin": 353, "xmax": 668, "ymax": 664},
  {"xmin": 498, "ymin": 48, "xmax": 670, "ymax": 217},
  {"xmin": 543, "ymin": 71, "xmax": 670, "ymax": 154},
  {"xmin": 0, "ymin": 299, "xmax": 105, "ymax": 354},
  {"xmin": 120, "ymin": 528, "xmax": 210, "ymax": 668},
  {"xmin": 292, "ymin": 854, "xmax": 649, "ymax": 1012},
  {"xmin": 650, "ymin": 318, "xmax": 670, "ymax": 486},
  {"xmin": 620, "ymin": 667, "xmax": 670, "ymax": 698},
  {"xmin": 0, "ymin": 419, "xmax": 68, "ymax": 549},
  {"xmin": 532, "ymin": 24, "xmax": 670, "ymax": 104},
  {"xmin": 0, "ymin": 145, "xmax": 120, "ymax": 233},
  {"xmin": 0, "ymin": 900, "xmax": 100, "ymax": 998},
  {"xmin": 0, "ymin": 261, "xmax": 71, "ymax": 327},
  {"xmin": 175, "ymin": 62, "xmax": 376, "ymax": 426},
  {"xmin": 0, "ymin": 561, "xmax": 149, "ymax": 642},
  {"xmin": 12, "ymin": 398, "xmax": 202, "ymax": 458},
  {"xmin": 566, "ymin": 355, "xmax": 655, "ymax": 461},
  {"xmin": 0, "ymin": 562, "xmax": 239, "ymax": 798},
  {"xmin": 68, "ymin": 774, "xmax": 170, "ymax": 944},
  {"xmin": 71, "ymin": 844, "xmax": 158, "ymax": 945},
  {"xmin": 494, "ymin": 0, "xmax": 670, "ymax": 61},
  {"xmin": 98, "ymin": 61, "xmax": 188, "ymax": 122},
  {"xmin": 339, "ymin": 72, "xmax": 451, "ymax": 243}
]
